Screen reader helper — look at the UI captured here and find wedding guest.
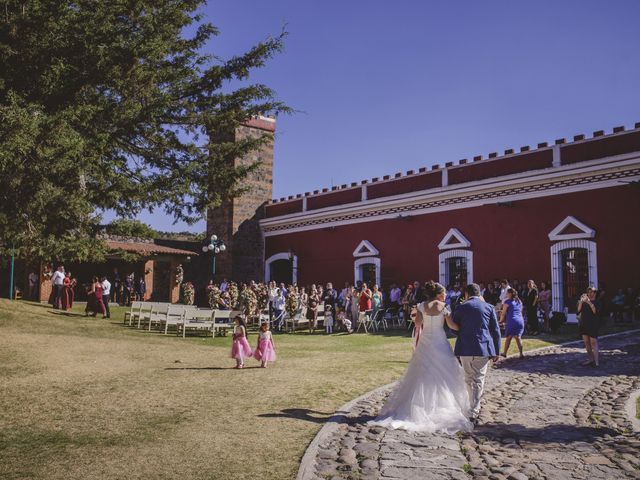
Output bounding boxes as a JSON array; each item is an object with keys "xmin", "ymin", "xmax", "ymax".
[
  {"xmin": 123, "ymin": 273, "xmax": 133, "ymax": 306},
  {"xmin": 324, "ymin": 305, "xmax": 334, "ymax": 334},
  {"xmin": 220, "ymin": 278, "xmax": 229, "ymax": 292},
  {"xmin": 484, "ymin": 283, "xmax": 499, "ymax": 305},
  {"xmin": 336, "ymin": 306, "xmax": 352, "ymax": 333},
  {"xmin": 268, "ymin": 281, "xmax": 278, "ymax": 322},
  {"xmin": 578, "ymin": 287, "xmax": 601, "ymax": 367},
  {"xmin": 359, "ymin": 283, "xmax": 372, "ymax": 312},
  {"xmin": 372, "ymin": 284, "xmax": 383, "ymax": 316},
  {"xmin": 323, "ymin": 282, "xmax": 337, "ymax": 313},
  {"xmin": 136, "ymin": 277, "xmax": 146, "ymax": 302},
  {"xmin": 306, "ymin": 288, "xmax": 320, "ymax": 333},
  {"xmin": 231, "ymin": 316, "xmax": 252, "ymax": 369},
  {"xmin": 538, "ymin": 281, "xmax": 552, "ymax": 331},
  {"xmin": 272, "ymin": 288, "xmax": 286, "ymax": 330},
  {"xmin": 524, "ymin": 280, "xmax": 539, "ymax": 335},
  {"xmin": 499, "ymin": 279, "xmax": 511, "ymax": 303},
  {"xmin": 51, "ymin": 265, "xmax": 65, "ymax": 309},
  {"xmin": 112, "ymin": 268, "xmax": 121, "ymax": 304},
  {"xmin": 339, "ymin": 282, "xmax": 350, "ymax": 306},
  {"xmin": 85, "ymin": 276, "xmax": 106, "ymax": 318},
  {"xmin": 28, "ymin": 271, "xmax": 39, "ymax": 299},
  {"xmin": 499, "ymin": 288, "xmax": 525, "ymax": 361},
  {"xmin": 101, "ymin": 275, "xmax": 111, "ymax": 318},
  {"xmin": 389, "ymin": 283, "xmax": 402, "ymax": 311},
  {"xmin": 61, "ymin": 272, "xmax": 75, "ymax": 311},
  {"xmin": 253, "ymin": 322, "xmax": 276, "ymax": 368}
]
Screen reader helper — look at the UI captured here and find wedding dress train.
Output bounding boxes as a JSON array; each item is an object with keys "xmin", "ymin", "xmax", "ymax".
[{"xmin": 370, "ymin": 303, "xmax": 472, "ymax": 434}]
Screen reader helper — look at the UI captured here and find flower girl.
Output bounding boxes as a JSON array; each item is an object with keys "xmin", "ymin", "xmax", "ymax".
[
  {"xmin": 231, "ymin": 316, "xmax": 252, "ymax": 369},
  {"xmin": 324, "ymin": 305, "xmax": 334, "ymax": 334},
  {"xmin": 253, "ymin": 322, "xmax": 277, "ymax": 368}
]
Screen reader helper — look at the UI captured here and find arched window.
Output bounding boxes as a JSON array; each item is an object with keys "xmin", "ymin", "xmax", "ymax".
[{"xmin": 264, "ymin": 252, "xmax": 298, "ymax": 285}]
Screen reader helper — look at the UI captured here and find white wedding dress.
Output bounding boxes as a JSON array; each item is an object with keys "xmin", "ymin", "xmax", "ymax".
[{"xmin": 370, "ymin": 303, "xmax": 472, "ymax": 434}]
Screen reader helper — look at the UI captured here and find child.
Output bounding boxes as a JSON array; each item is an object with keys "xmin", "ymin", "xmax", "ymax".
[
  {"xmin": 253, "ymin": 322, "xmax": 276, "ymax": 368},
  {"xmin": 336, "ymin": 306, "xmax": 352, "ymax": 333},
  {"xmin": 324, "ymin": 305, "xmax": 334, "ymax": 334},
  {"xmin": 231, "ymin": 316, "xmax": 252, "ymax": 369}
]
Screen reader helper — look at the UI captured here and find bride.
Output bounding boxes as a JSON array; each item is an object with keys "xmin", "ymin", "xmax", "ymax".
[{"xmin": 370, "ymin": 281, "xmax": 472, "ymax": 433}]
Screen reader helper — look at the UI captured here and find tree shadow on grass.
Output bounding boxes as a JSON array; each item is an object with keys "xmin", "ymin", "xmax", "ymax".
[
  {"xmin": 468, "ymin": 422, "xmax": 621, "ymax": 445},
  {"xmin": 51, "ymin": 310, "xmax": 86, "ymax": 318}
]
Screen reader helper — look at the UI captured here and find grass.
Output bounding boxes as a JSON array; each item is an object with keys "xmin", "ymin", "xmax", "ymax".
[
  {"xmin": 636, "ymin": 396, "xmax": 640, "ymax": 420},
  {"xmin": 0, "ymin": 300, "xmax": 635, "ymax": 480}
]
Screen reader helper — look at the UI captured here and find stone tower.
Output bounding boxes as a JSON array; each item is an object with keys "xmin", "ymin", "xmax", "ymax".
[{"xmin": 206, "ymin": 116, "xmax": 275, "ymax": 282}]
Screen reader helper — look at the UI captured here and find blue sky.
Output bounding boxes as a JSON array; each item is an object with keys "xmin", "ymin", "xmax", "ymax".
[{"xmin": 120, "ymin": 0, "xmax": 640, "ymax": 232}]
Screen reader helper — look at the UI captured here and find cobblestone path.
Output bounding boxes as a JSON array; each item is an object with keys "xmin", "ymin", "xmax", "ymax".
[{"xmin": 302, "ymin": 332, "xmax": 640, "ymax": 480}]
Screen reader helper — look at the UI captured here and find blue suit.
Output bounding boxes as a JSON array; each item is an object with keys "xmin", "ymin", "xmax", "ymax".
[{"xmin": 452, "ymin": 297, "xmax": 501, "ymax": 357}]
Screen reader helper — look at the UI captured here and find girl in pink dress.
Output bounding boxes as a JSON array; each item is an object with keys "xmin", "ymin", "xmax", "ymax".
[
  {"xmin": 253, "ymin": 322, "xmax": 277, "ymax": 368},
  {"xmin": 231, "ymin": 316, "xmax": 252, "ymax": 369}
]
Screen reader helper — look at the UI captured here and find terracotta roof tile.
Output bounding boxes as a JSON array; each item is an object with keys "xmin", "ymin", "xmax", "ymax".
[{"xmin": 106, "ymin": 240, "xmax": 196, "ymax": 256}]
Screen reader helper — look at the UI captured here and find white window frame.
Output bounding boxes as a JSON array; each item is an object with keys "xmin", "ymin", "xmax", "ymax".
[
  {"xmin": 548, "ymin": 215, "xmax": 596, "ymax": 241},
  {"xmin": 438, "ymin": 228, "xmax": 471, "ymax": 250},
  {"xmin": 354, "ymin": 257, "xmax": 381, "ymax": 286},
  {"xmin": 550, "ymin": 239, "xmax": 598, "ymax": 323},
  {"xmin": 265, "ymin": 252, "xmax": 298, "ymax": 284},
  {"xmin": 352, "ymin": 239, "xmax": 379, "ymax": 257},
  {"xmin": 438, "ymin": 249, "xmax": 473, "ymax": 286}
]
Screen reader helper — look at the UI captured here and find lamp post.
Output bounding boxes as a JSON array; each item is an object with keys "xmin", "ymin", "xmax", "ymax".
[{"xmin": 202, "ymin": 234, "xmax": 226, "ymax": 279}]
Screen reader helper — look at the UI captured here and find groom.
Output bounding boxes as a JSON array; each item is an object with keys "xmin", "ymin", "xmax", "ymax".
[{"xmin": 452, "ymin": 283, "xmax": 501, "ymax": 424}]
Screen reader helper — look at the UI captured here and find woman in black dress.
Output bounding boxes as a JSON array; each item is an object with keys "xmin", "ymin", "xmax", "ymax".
[{"xmin": 578, "ymin": 287, "xmax": 600, "ymax": 367}]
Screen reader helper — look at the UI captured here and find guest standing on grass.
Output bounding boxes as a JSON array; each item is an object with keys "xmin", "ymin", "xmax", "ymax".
[
  {"xmin": 101, "ymin": 276, "xmax": 111, "ymax": 319},
  {"xmin": 85, "ymin": 276, "xmax": 106, "ymax": 318},
  {"xmin": 28, "ymin": 271, "xmax": 39, "ymax": 299},
  {"xmin": 61, "ymin": 272, "xmax": 75, "ymax": 311},
  {"xmin": 51, "ymin": 265, "xmax": 65, "ymax": 309},
  {"xmin": 306, "ymin": 288, "xmax": 320, "ymax": 333},
  {"xmin": 498, "ymin": 288, "xmax": 525, "ymax": 362},
  {"xmin": 578, "ymin": 287, "xmax": 601, "ymax": 367},
  {"xmin": 359, "ymin": 283, "xmax": 372, "ymax": 312}
]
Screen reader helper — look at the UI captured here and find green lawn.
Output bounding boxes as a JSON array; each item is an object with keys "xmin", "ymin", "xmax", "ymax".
[{"xmin": 0, "ymin": 300, "xmax": 634, "ymax": 480}]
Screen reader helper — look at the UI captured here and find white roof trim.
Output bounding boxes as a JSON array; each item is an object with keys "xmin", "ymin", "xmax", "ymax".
[
  {"xmin": 353, "ymin": 240, "xmax": 379, "ymax": 257},
  {"xmin": 438, "ymin": 228, "xmax": 471, "ymax": 250},
  {"xmin": 548, "ymin": 215, "xmax": 596, "ymax": 241}
]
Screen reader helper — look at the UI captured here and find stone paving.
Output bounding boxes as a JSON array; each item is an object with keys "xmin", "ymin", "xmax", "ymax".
[{"xmin": 301, "ymin": 332, "xmax": 640, "ymax": 480}]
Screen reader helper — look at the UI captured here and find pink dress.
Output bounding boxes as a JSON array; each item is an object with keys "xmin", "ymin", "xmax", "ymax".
[
  {"xmin": 253, "ymin": 331, "xmax": 277, "ymax": 362},
  {"xmin": 230, "ymin": 326, "xmax": 252, "ymax": 359}
]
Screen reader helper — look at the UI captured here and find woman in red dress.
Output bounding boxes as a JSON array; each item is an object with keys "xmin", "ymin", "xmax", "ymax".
[
  {"xmin": 61, "ymin": 273, "xmax": 75, "ymax": 310},
  {"xmin": 359, "ymin": 283, "xmax": 372, "ymax": 312},
  {"xmin": 85, "ymin": 276, "xmax": 106, "ymax": 318}
]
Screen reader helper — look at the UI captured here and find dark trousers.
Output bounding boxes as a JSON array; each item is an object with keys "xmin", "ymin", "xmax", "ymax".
[
  {"xmin": 526, "ymin": 307, "xmax": 539, "ymax": 333},
  {"xmin": 268, "ymin": 301, "xmax": 273, "ymax": 321},
  {"xmin": 103, "ymin": 295, "xmax": 110, "ymax": 318},
  {"xmin": 54, "ymin": 284, "xmax": 63, "ymax": 308}
]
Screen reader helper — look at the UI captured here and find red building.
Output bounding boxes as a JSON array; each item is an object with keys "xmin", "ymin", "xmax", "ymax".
[{"xmin": 260, "ymin": 123, "xmax": 640, "ymax": 321}]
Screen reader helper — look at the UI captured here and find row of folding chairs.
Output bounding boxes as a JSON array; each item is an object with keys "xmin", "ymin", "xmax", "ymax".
[{"xmin": 123, "ymin": 301, "xmax": 236, "ymax": 337}]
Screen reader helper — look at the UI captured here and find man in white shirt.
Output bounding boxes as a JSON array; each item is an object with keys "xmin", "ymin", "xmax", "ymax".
[
  {"xmin": 267, "ymin": 281, "xmax": 278, "ymax": 322},
  {"xmin": 499, "ymin": 279, "xmax": 511, "ymax": 303},
  {"xmin": 272, "ymin": 288, "xmax": 286, "ymax": 330},
  {"xmin": 51, "ymin": 266, "xmax": 65, "ymax": 308},
  {"xmin": 220, "ymin": 279, "xmax": 229, "ymax": 292},
  {"xmin": 101, "ymin": 276, "xmax": 111, "ymax": 318},
  {"xmin": 389, "ymin": 283, "xmax": 402, "ymax": 310}
]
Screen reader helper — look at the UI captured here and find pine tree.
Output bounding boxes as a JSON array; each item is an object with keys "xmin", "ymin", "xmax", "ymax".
[{"xmin": 0, "ymin": 1, "xmax": 288, "ymax": 262}]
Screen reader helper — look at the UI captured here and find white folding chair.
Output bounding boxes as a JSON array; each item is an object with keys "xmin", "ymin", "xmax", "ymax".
[
  {"xmin": 148, "ymin": 303, "xmax": 169, "ymax": 331},
  {"xmin": 163, "ymin": 305, "xmax": 187, "ymax": 334},
  {"xmin": 124, "ymin": 301, "xmax": 142, "ymax": 326}
]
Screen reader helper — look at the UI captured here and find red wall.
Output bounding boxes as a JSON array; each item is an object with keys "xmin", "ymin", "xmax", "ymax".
[
  {"xmin": 448, "ymin": 150, "xmax": 553, "ymax": 185},
  {"xmin": 561, "ymin": 130, "xmax": 640, "ymax": 165},
  {"xmin": 367, "ymin": 171, "xmax": 442, "ymax": 199},
  {"xmin": 265, "ymin": 185, "xmax": 640, "ymax": 291},
  {"xmin": 265, "ymin": 199, "xmax": 303, "ymax": 218},
  {"xmin": 307, "ymin": 188, "xmax": 361, "ymax": 210}
]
